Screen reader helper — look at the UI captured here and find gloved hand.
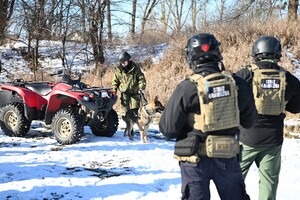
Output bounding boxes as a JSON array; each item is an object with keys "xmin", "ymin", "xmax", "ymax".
[
  {"xmin": 111, "ymin": 90, "xmax": 117, "ymax": 96},
  {"xmin": 138, "ymin": 89, "xmax": 143, "ymax": 96}
]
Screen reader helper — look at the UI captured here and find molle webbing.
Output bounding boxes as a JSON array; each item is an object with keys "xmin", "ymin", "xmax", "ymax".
[
  {"xmin": 251, "ymin": 64, "xmax": 287, "ymax": 115},
  {"xmin": 187, "ymin": 72, "xmax": 240, "ymax": 132}
]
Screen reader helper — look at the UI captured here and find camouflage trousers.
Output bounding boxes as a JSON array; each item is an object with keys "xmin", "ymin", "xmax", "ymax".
[{"xmin": 120, "ymin": 92, "xmax": 141, "ymax": 112}]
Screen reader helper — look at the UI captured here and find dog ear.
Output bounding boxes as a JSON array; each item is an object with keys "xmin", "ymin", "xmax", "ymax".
[{"xmin": 154, "ymin": 95, "xmax": 158, "ymax": 102}]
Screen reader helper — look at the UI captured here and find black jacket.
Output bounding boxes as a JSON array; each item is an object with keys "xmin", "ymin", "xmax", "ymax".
[
  {"xmin": 159, "ymin": 63, "xmax": 257, "ymax": 141},
  {"xmin": 235, "ymin": 61, "xmax": 300, "ymax": 147}
]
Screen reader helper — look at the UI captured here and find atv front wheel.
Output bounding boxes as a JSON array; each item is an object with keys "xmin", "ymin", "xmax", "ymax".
[
  {"xmin": 0, "ymin": 103, "xmax": 31, "ymax": 137},
  {"xmin": 51, "ymin": 109, "xmax": 84, "ymax": 145},
  {"xmin": 90, "ymin": 109, "xmax": 119, "ymax": 137}
]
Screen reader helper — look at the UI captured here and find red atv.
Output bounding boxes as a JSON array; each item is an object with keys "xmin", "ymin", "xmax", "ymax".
[{"xmin": 0, "ymin": 70, "xmax": 119, "ymax": 145}]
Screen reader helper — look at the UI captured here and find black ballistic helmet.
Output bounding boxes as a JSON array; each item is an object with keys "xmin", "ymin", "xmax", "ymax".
[
  {"xmin": 119, "ymin": 51, "xmax": 131, "ymax": 63},
  {"xmin": 185, "ymin": 33, "xmax": 222, "ymax": 69},
  {"xmin": 252, "ymin": 36, "xmax": 282, "ymax": 61}
]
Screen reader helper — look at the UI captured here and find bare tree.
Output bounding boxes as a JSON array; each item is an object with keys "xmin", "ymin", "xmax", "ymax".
[
  {"xmin": 288, "ymin": 0, "xmax": 298, "ymax": 22},
  {"xmin": 106, "ymin": 0, "xmax": 112, "ymax": 43},
  {"xmin": 60, "ymin": 1, "xmax": 72, "ymax": 69},
  {"xmin": 20, "ymin": 0, "xmax": 42, "ymax": 80},
  {"xmin": 140, "ymin": 0, "xmax": 158, "ymax": 39},
  {"xmin": 0, "ymin": 0, "xmax": 15, "ymax": 44},
  {"xmin": 191, "ymin": 0, "xmax": 207, "ymax": 33},
  {"xmin": 165, "ymin": 0, "xmax": 190, "ymax": 33},
  {"xmin": 88, "ymin": 0, "xmax": 106, "ymax": 67},
  {"xmin": 230, "ymin": 0, "xmax": 255, "ymax": 20},
  {"xmin": 249, "ymin": 0, "xmax": 283, "ymax": 20},
  {"xmin": 214, "ymin": 0, "xmax": 227, "ymax": 21},
  {"xmin": 191, "ymin": 0, "xmax": 197, "ymax": 33},
  {"xmin": 131, "ymin": 0, "xmax": 137, "ymax": 37},
  {"xmin": 159, "ymin": 0, "xmax": 171, "ymax": 34},
  {"xmin": 76, "ymin": 0, "xmax": 88, "ymax": 42}
]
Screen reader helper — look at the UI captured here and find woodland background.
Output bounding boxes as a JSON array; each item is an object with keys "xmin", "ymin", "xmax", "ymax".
[{"xmin": 0, "ymin": 0, "xmax": 299, "ymax": 108}]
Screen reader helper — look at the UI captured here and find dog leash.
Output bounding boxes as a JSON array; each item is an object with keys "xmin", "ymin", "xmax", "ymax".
[{"xmin": 138, "ymin": 90, "xmax": 148, "ymax": 106}]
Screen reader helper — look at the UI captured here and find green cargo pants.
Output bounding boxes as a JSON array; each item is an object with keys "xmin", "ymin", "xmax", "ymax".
[{"xmin": 240, "ymin": 144, "xmax": 282, "ymax": 200}]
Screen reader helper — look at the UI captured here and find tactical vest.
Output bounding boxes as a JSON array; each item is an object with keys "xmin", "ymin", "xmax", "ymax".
[
  {"xmin": 250, "ymin": 64, "xmax": 287, "ymax": 115},
  {"xmin": 187, "ymin": 71, "xmax": 240, "ymax": 132}
]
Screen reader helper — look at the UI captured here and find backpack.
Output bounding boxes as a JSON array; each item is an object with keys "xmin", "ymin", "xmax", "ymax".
[
  {"xmin": 187, "ymin": 71, "xmax": 240, "ymax": 132},
  {"xmin": 249, "ymin": 64, "xmax": 287, "ymax": 115}
]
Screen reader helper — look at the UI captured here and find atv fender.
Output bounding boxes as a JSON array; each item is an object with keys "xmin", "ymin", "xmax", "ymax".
[
  {"xmin": 0, "ymin": 89, "xmax": 48, "ymax": 121},
  {"xmin": 44, "ymin": 92, "xmax": 99, "ymax": 124},
  {"xmin": 0, "ymin": 85, "xmax": 47, "ymax": 110},
  {"xmin": 0, "ymin": 90, "xmax": 22, "ymax": 107}
]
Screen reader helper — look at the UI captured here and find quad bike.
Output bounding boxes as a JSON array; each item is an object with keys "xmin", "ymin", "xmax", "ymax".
[{"xmin": 0, "ymin": 69, "xmax": 119, "ymax": 145}]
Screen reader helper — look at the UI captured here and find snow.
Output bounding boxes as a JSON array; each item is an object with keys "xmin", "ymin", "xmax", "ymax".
[
  {"xmin": 1, "ymin": 121, "xmax": 300, "ymax": 200},
  {"xmin": 0, "ymin": 40, "xmax": 168, "ymax": 83},
  {"xmin": 0, "ymin": 39, "xmax": 300, "ymax": 199}
]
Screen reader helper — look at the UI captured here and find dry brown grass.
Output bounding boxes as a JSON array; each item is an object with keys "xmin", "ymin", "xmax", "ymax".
[{"xmin": 82, "ymin": 19, "xmax": 300, "ymax": 114}]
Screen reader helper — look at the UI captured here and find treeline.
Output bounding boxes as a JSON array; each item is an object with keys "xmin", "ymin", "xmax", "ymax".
[{"xmin": 0, "ymin": 0, "xmax": 299, "ymax": 78}]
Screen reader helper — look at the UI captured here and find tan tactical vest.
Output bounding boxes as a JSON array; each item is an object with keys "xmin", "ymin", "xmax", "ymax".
[
  {"xmin": 250, "ymin": 64, "xmax": 287, "ymax": 115},
  {"xmin": 187, "ymin": 71, "xmax": 240, "ymax": 132}
]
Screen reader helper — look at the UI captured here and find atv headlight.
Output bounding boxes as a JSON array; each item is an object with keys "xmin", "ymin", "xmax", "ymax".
[
  {"xmin": 101, "ymin": 91, "xmax": 109, "ymax": 98},
  {"xmin": 83, "ymin": 96, "xmax": 90, "ymax": 101}
]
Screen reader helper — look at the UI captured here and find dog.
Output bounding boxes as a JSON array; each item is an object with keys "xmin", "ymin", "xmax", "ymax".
[{"xmin": 122, "ymin": 96, "xmax": 165, "ymax": 143}]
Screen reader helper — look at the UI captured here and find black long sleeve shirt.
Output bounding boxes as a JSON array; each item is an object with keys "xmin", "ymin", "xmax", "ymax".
[
  {"xmin": 235, "ymin": 61, "xmax": 300, "ymax": 147},
  {"xmin": 159, "ymin": 64, "xmax": 258, "ymax": 141}
]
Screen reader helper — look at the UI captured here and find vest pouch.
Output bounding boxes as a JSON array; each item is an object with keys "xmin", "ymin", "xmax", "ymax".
[
  {"xmin": 174, "ymin": 135, "xmax": 200, "ymax": 156},
  {"xmin": 205, "ymin": 135, "xmax": 239, "ymax": 158}
]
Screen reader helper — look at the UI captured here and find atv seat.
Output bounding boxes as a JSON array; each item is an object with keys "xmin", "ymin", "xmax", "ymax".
[{"xmin": 26, "ymin": 83, "xmax": 53, "ymax": 96}]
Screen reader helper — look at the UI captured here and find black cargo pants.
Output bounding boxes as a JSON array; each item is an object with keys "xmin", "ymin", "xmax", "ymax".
[{"xmin": 180, "ymin": 156, "xmax": 250, "ymax": 200}]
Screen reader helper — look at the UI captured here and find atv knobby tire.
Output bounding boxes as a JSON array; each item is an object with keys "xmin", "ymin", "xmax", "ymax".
[
  {"xmin": 90, "ymin": 109, "xmax": 119, "ymax": 137},
  {"xmin": 0, "ymin": 103, "xmax": 31, "ymax": 137},
  {"xmin": 51, "ymin": 109, "xmax": 84, "ymax": 145}
]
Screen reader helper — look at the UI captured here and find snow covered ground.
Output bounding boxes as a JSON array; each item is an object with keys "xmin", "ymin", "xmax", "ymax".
[
  {"xmin": 0, "ymin": 120, "xmax": 300, "ymax": 200},
  {"xmin": 0, "ymin": 39, "xmax": 300, "ymax": 199},
  {"xmin": 0, "ymin": 40, "xmax": 168, "ymax": 83}
]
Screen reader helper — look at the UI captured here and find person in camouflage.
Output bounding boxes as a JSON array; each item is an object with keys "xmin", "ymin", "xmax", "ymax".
[{"xmin": 112, "ymin": 51, "xmax": 146, "ymax": 115}]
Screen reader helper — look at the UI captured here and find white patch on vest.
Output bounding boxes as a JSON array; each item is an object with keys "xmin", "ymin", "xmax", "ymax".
[
  {"xmin": 261, "ymin": 79, "xmax": 280, "ymax": 89},
  {"xmin": 208, "ymin": 85, "xmax": 231, "ymax": 99}
]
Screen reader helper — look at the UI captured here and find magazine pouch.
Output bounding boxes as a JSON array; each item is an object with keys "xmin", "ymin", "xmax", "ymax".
[{"xmin": 205, "ymin": 135, "xmax": 239, "ymax": 158}]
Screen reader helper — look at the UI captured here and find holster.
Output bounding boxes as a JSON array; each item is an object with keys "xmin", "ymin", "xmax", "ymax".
[
  {"xmin": 173, "ymin": 134, "xmax": 200, "ymax": 164},
  {"xmin": 174, "ymin": 135, "xmax": 199, "ymax": 156}
]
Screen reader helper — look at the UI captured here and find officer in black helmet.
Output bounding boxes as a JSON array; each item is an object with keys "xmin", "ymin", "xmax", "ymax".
[
  {"xmin": 111, "ymin": 51, "xmax": 146, "ymax": 139},
  {"xmin": 159, "ymin": 33, "xmax": 257, "ymax": 200},
  {"xmin": 236, "ymin": 35, "xmax": 300, "ymax": 200}
]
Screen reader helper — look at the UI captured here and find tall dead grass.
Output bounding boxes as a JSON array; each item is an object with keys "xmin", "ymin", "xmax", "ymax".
[{"xmin": 84, "ymin": 19, "xmax": 300, "ymax": 112}]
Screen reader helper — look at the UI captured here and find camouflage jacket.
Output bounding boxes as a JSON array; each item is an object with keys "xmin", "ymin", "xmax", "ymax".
[{"xmin": 111, "ymin": 61, "xmax": 146, "ymax": 94}]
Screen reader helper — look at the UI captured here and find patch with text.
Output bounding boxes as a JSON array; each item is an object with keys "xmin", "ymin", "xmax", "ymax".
[
  {"xmin": 208, "ymin": 84, "xmax": 231, "ymax": 100},
  {"xmin": 261, "ymin": 79, "xmax": 280, "ymax": 89}
]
